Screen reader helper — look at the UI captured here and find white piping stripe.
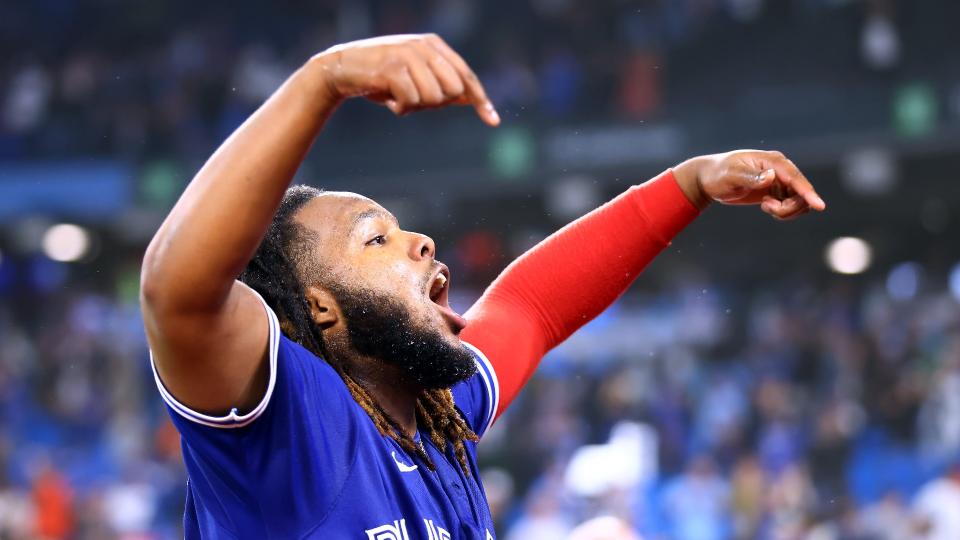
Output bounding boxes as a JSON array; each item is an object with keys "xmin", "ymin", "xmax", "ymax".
[
  {"xmin": 464, "ymin": 348, "xmax": 493, "ymax": 428},
  {"xmin": 149, "ymin": 289, "xmax": 281, "ymax": 429},
  {"xmin": 473, "ymin": 358, "xmax": 494, "ymax": 423},
  {"xmin": 462, "ymin": 341, "xmax": 500, "ymax": 436}
]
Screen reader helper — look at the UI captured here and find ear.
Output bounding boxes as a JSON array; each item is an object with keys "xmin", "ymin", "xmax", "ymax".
[{"xmin": 305, "ymin": 285, "xmax": 340, "ymax": 329}]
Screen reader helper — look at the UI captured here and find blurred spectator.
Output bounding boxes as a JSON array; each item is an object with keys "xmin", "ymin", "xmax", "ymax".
[
  {"xmin": 659, "ymin": 455, "xmax": 730, "ymax": 540},
  {"xmin": 3, "ymin": 63, "xmax": 51, "ymax": 135},
  {"xmin": 917, "ymin": 334, "xmax": 960, "ymax": 462},
  {"xmin": 616, "ymin": 51, "xmax": 663, "ymax": 120},
  {"xmin": 1, "ymin": 0, "xmax": 944, "ymax": 161},
  {"xmin": 729, "ymin": 455, "xmax": 765, "ymax": 540},
  {"xmin": 505, "ymin": 484, "xmax": 572, "ymax": 540},
  {"xmin": 0, "ymin": 451, "xmax": 32, "ymax": 540},
  {"xmin": 912, "ymin": 462, "xmax": 960, "ymax": 540},
  {"xmin": 858, "ymin": 491, "xmax": 911, "ymax": 540},
  {"xmin": 32, "ymin": 461, "xmax": 74, "ymax": 540},
  {"xmin": 566, "ymin": 516, "xmax": 641, "ymax": 540},
  {"xmin": 764, "ymin": 462, "xmax": 817, "ymax": 539}
]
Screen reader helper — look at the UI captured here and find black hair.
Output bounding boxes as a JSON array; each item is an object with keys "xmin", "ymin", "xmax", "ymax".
[{"xmin": 239, "ymin": 186, "xmax": 479, "ymax": 474}]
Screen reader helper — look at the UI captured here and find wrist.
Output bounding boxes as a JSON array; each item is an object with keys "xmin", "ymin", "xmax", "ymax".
[
  {"xmin": 303, "ymin": 51, "xmax": 346, "ymax": 108},
  {"xmin": 672, "ymin": 156, "xmax": 713, "ymax": 211}
]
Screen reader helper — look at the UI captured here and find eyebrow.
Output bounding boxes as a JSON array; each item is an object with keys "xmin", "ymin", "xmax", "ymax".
[{"xmin": 351, "ymin": 208, "xmax": 398, "ymax": 232}]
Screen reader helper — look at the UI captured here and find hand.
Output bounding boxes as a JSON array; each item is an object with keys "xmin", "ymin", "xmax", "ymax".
[
  {"xmin": 313, "ymin": 34, "xmax": 500, "ymax": 126},
  {"xmin": 673, "ymin": 150, "xmax": 826, "ymax": 220}
]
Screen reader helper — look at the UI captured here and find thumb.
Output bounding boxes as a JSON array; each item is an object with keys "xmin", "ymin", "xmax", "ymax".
[{"xmin": 751, "ymin": 168, "xmax": 777, "ymax": 190}]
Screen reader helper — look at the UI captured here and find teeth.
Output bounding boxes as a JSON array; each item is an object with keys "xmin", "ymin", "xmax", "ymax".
[{"xmin": 429, "ymin": 273, "xmax": 448, "ymax": 300}]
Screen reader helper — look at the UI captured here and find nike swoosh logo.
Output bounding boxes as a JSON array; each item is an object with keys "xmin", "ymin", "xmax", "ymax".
[{"xmin": 391, "ymin": 451, "xmax": 419, "ymax": 472}]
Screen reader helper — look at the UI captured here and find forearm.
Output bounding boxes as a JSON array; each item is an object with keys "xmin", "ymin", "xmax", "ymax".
[
  {"xmin": 467, "ymin": 170, "xmax": 699, "ymax": 346},
  {"xmin": 141, "ymin": 55, "xmax": 338, "ymax": 312},
  {"xmin": 462, "ymin": 170, "xmax": 700, "ymax": 415}
]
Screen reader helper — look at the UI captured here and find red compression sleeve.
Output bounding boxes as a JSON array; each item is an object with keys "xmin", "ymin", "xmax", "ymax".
[{"xmin": 461, "ymin": 170, "xmax": 700, "ymax": 420}]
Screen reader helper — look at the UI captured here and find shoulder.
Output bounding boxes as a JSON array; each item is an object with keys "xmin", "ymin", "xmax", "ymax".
[
  {"xmin": 153, "ymin": 289, "xmax": 353, "ymax": 431},
  {"xmin": 449, "ymin": 341, "xmax": 501, "ymax": 439}
]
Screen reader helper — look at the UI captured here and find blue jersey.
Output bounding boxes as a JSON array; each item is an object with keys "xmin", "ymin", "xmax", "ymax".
[{"xmin": 151, "ymin": 292, "xmax": 501, "ymax": 539}]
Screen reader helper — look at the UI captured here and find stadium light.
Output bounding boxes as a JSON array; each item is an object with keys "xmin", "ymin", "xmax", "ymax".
[
  {"xmin": 886, "ymin": 262, "xmax": 921, "ymax": 300},
  {"xmin": 950, "ymin": 263, "xmax": 960, "ymax": 302},
  {"xmin": 825, "ymin": 237, "xmax": 872, "ymax": 275},
  {"xmin": 42, "ymin": 224, "xmax": 91, "ymax": 262}
]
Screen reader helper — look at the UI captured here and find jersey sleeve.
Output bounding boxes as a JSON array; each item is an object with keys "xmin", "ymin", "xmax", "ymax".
[
  {"xmin": 462, "ymin": 170, "xmax": 700, "ymax": 423},
  {"xmin": 150, "ymin": 288, "xmax": 284, "ymax": 429},
  {"xmin": 150, "ymin": 290, "xmax": 359, "ymax": 537},
  {"xmin": 449, "ymin": 341, "xmax": 501, "ymax": 438}
]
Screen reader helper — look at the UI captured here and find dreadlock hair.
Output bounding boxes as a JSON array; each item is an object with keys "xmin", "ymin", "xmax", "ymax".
[{"xmin": 239, "ymin": 185, "xmax": 479, "ymax": 474}]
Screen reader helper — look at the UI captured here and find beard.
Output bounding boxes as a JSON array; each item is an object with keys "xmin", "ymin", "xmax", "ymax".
[{"xmin": 327, "ymin": 283, "xmax": 477, "ymax": 390}]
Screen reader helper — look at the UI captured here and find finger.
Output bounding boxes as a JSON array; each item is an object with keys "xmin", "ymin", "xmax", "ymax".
[
  {"xmin": 777, "ymin": 196, "xmax": 809, "ymax": 219},
  {"xmin": 738, "ymin": 167, "xmax": 776, "ymax": 189},
  {"xmin": 746, "ymin": 168, "xmax": 776, "ymax": 194},
  {"xmin": 426, "ymin": 52, "xmax": 464, "ymax": 98},
  {"xmin": 716, "ymin": 167, "xmax": 776, "ymax": 203},
  {"xmin": 756, "ymin": 168, "xmax": 776, "ymax": 186},
  {"xmin": 761, "ymin": 195, "xmax": 808, "ymax": 220},
  {"xmin": 405, "ymin": 55, "xmax": 445, "ymax": 107},
  {"xmin": 761, "ymin": 195, "xmax": 780, "ymax": 216},
  {"xmin": 770, "ymin": 176, "xmax": 787, "ymax": 200},
  {"xmin": 385, "ymin": 64, "xmax": 420, "ymax": 115},
  {"xmin": 768, "ymin": 155, "xmax": 826, "ymax": 211},
  {"xmin": 426, "ymin": 35, "xmax": 499, "ymax": 126},
  {"xmin": 779, "ymin": 207, "xmax": 812, "ymax": 222}
]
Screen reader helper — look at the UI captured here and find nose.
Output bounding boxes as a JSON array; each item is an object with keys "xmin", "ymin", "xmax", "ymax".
[{"xmin": 408, "ymin": 232, "xmax": 435, "ymax": 261}]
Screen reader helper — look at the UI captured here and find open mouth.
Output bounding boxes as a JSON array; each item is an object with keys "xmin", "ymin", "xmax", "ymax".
[
  {"xmin": 428, "ymin": 266, "xmax": 450, "ymax": 303},
  {"xmin": 426, "ymin": 263, "xmax": 466, "ymax": 334}
]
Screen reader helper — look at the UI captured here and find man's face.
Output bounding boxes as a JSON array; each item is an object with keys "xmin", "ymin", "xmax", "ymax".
[{"xmin": 293, "ymin": 192, "xmax": 476, "ymax": 388}]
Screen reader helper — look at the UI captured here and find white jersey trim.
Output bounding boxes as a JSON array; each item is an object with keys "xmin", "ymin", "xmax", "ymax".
[
  {"xmin": 149, "ymin": 288, "xmax": 281, "ymax": 429},
  {"xmin": 461, "ymin": 341, "xmax": 501, "ymax": 437}
]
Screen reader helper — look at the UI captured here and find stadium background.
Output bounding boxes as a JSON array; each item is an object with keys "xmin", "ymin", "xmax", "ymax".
[{"xmin": 2, "ymin": 0, "xmax": 960, "ymax": 538}]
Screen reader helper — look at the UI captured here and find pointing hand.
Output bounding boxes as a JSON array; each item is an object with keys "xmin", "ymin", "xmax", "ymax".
[
  {"xmin": 314, "ymin": 34, "xmax": 500, "ymax": 126},
  {"xmin": 674, "ymin": 150, "xmax": 826, "ymax": 220}
]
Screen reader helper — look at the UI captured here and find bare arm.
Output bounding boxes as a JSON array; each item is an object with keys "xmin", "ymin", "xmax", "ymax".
[{"xmin": 141, "ymin": 34, "xmax": 498, "ymax": 415}]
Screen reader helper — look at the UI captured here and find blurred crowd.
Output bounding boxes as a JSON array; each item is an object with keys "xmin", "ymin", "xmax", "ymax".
[
  {"xmin": 1, "ymin": 262, "xmax": 959, "ymax": 539},
  {"xmin": 4, "ymin": 0, "xmax": 960, "ymax": 539},
  {"xmin": 481, "ymin": 273, "xmax": 960, "ymax": 540},
  {"xmin": 0, "ymin": 0, "xmax": 923, "ymax": 163}
]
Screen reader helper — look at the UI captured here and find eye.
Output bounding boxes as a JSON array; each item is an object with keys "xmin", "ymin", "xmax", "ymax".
[{"xmin": 366, "ymin": 234, "xmax": 386, "ymax": 246}]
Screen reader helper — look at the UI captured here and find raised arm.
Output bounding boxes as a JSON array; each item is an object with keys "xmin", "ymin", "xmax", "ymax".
[
  {"xmin": 462, "ymin": 150, "xmax": 826, "ymax": 419},
  {"xmin": 141, "ymin": 34, "xmax": 498, "ymax": 415}
]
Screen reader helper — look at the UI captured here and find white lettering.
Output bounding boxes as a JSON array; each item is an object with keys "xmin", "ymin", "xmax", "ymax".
[
  {"xmin": 423, "ymin": 519, "xmax": 450, "ymax": 540},
  {"xmin": 365, "ymin": 519, "xmax": 410, "ymax": 540}
]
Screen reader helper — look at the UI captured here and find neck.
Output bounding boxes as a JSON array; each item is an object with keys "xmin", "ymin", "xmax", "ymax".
[{"xmin": 341, "ymin": 350, "xmax": 422, "ymax": 437}]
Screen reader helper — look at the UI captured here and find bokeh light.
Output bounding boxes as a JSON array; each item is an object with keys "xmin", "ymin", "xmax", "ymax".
[
  {"xmin": 825, "ymin": 237, "xmax": 873, "ymax": 275},
  {"xmin": 841, "ymin": 147, "xmax": 896, "ymax": 196},
  {"xmin": 42, "ymin": 223, "xmax": 91, "ymax": 262},
  {"xmin": 950, "ymin": 263, "xmax": 960, "ymax": 301},
  {"xmin": 886, "ymin": 262, "xmax": 921, "ymax": 300}
]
